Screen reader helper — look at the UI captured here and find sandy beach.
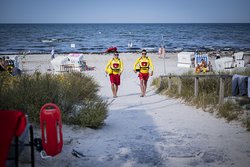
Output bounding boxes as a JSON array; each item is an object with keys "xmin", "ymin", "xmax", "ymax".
[
  {"xmin": 1, "ymin": 0, "xmax": 250, "ymax": 166},
  {"xmin": 6, "ymin": 52, "xmax": 250, "ymax": 167}
]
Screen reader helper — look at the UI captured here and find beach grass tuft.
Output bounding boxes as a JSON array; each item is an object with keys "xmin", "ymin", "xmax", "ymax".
[
  {"xmin": 218, "ymin": 101, "xmax": 241, "ymax": 121},
  {"xmin": 245, "ymin": 117, "xmax": 250, "ymax": 131},
  {"xmin": 152, "ymin": 70, "xmax": 250, "ymax": 130},
  {"xmin": 0, "ymin": 72, "xmax": 108, "ymax": 128}
]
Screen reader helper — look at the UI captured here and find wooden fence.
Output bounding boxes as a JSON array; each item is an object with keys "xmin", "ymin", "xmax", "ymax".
[{"xmin": 160, "ymin": 74, "xmax": 233, "ymax": 105}]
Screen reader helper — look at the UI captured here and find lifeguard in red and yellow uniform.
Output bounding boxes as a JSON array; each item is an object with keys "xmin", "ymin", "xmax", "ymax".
[
  {"xmin": 105, "ymin": 51, "xmax": 124, "ymax": 98},
  {"xmin": 133, "ymin": 49, "xmax": 154, "ymax": 97}
]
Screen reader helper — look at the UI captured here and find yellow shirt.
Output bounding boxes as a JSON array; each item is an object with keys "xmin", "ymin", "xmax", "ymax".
[
  {"xmin": 105, "ymin": 58, "xmax": 123, "ymax": 75},
  {"xmin": 133, "ymin": 56, "xmax": 154, "ymax": 74}
]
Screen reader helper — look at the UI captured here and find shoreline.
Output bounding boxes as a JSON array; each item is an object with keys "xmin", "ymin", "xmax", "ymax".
[
  {"xmin": 1, "ymin": 50, "xmax": 250, "ymax": 56},
  {"xmin": 0, "ymin": 51, "xmax": 249, "ymax": 76}
]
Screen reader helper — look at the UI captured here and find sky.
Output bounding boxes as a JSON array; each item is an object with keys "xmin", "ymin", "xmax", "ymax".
[{"xmin": 0, "ymin": 0, "xmax": 250, "ymax": 23}]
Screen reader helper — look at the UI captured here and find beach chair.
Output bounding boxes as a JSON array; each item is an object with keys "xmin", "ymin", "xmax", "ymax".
[
  {"xmin": 0, "ymin": 110, "xmax": 35, "ymax": 167},
  {"xmin": 177, "ymin": 52, "xmax": 194, "ymax": 68},
  {"xmin": 195, "ymin": 54, "xmax": 209, "ymax": 67},
  {"xmin": 194, "ymin": 54, "xmax": 210, "ymax": 73},
  {"xmin": 215, "ymin": 57, "xmax": 234, "ymax": 71}
]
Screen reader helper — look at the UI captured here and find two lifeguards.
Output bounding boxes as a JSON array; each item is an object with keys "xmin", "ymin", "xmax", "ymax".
[{"xmin": 105, "ymin": 49, "xmax": 154, "ymax": 98}]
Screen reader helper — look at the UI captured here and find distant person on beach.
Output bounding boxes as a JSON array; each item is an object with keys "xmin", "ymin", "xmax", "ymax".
[
  {"xmin": 0, "ymin": 58, "xmax": 7, "ymax": 71},
  {"xmin": 1, "ymin": 57, "xmax": 7, "ymax": 69},
  {"xmin": 51, "ymin": 47, "xmax": 55, "ymax": 59},
  {"xmin": 133, "ymin": 49, "xmax": 154, "ymax": 97},
  {"xmin": 158, "ymin": 47, "xmax": 165, "ymax": 58},
  {"xmin": 105, "ymin": 51, "xmax": 124, "ymax": 98}
]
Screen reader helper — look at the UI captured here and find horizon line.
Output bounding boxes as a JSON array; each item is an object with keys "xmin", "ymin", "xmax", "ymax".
[{"xmin": 1, "ymin": 22, "xmax": 250, "ymax": 24}]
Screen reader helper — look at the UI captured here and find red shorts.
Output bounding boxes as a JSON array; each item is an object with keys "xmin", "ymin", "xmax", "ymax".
[
  {"xmin": 138, "ymin": 73, "xmax": 149, "ymax": 81},
  {"xmin": 109, "ymin": 74, "xmax": 120, "ymax": 85}
]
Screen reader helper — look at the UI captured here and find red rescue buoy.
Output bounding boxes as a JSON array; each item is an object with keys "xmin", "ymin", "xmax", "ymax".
[{"xmin": 40, "ymin": 103, "xmax": 63, "ymax": 156}]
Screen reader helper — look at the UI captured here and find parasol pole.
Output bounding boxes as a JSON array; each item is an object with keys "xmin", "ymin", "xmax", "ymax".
[{"xmin": 162, "ymin": 35, "xmax": 166, "ymax": 75}]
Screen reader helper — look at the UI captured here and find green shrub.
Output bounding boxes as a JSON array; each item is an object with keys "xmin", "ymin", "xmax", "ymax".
[
  {"xmin": 70, "ymin": 100, "xmax": 108, "ymax": 128},
  {"xmin": 0, "ymin": 72, "xmax": 108, "ymax": 128}
]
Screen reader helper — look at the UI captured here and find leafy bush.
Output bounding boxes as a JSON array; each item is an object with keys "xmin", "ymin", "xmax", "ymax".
[
  {"xmin": 70, "ymin": 101, "xmax": 108, "ymax": 128},
  {"xmin": 0, "ymin": 72, "xmax": 108, "ymax": 128}
]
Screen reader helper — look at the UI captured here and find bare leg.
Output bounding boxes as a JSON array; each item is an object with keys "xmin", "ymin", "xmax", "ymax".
[
  {"xmin": 140, "ymin": 80, "xmax": 147, "ymax": 97},
  {"xmin": 114, "ymin": 84, "xmax": 118, "ymax": 97},
  {"xmin": 111, "ymin": 84, "xmax": 116, "ymax": 97},
  {"xmin": 143, "ymin": 80, "xmax": 148, "ymax": 96},
  {"xmin": 140, "ymin": 79, "xmax": 144, "ymax": 96}
]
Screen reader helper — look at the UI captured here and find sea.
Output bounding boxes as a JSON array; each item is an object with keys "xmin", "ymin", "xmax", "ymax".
[{"xmin": 0, "ymin": 23, "xmax": 250, "ymax": 54}]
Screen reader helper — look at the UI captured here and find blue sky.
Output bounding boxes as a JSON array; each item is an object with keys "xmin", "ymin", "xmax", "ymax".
[{"xmin": 0, "ymin": 0, "xmax": 250, "ymax": 23}]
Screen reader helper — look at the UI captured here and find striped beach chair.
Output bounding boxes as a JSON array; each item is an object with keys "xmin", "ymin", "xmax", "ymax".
[
  {"xmin": 194, "ymin": 54, "xmax": 211, "ymax": 73},
  {"xmin": 194, "ymin": 54, "xmax": 209, "ymax": 67}
]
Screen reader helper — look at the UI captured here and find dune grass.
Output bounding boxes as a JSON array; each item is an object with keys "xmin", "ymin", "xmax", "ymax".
[
  {"xmin": 152, "ymin": 69, "xmax": 250, "ymax": 130},
  {"xmin": 0, "ymin": 72, "xmax": 108, "ymax": 128}
]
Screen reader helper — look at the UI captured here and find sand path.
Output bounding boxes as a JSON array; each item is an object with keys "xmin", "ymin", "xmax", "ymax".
[{"xmin": 21, "ymin": 53, "xmax": 250, "ymax": 167}]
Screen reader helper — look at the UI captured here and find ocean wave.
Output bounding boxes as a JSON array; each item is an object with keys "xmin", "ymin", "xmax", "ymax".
[{"xmin": 41, "ymin": 38, "xmax": 58, "ymax": 43}]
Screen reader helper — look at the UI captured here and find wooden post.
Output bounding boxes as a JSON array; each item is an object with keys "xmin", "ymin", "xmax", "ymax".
[
  {"xmin": 159, "ymin": 76, "xmax": 163, "ymax": 90},
  {"xmin": 194, "ymin": 77, "xmax": 199, "ymax": 97},
  {"xmin": 168, "ymin": 77, "xmax": 172, "ymax": 90},
  {"xmin": 219, "ymin": 77, "xmax": 225, "ymax": 105},
  {"xmin": 178, "ymin": 77, "xmax": 182, "ymax": 95}
]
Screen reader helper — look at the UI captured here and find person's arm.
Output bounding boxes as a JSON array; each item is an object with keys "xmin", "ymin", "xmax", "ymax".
[
  {"xmin": 148, "ymin": 57, "xmax": 154, "ymax": 76},
  {"xmin": 133, "ymin": 58, "xmax": 140, "ymax": 72},
  {"xmin": 105, "ymin": 59, "xmax": 112, "ymax": 74},
  {"xmin": 120, "ymin": 60, "xmax": 124, "ymax": 74}
]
